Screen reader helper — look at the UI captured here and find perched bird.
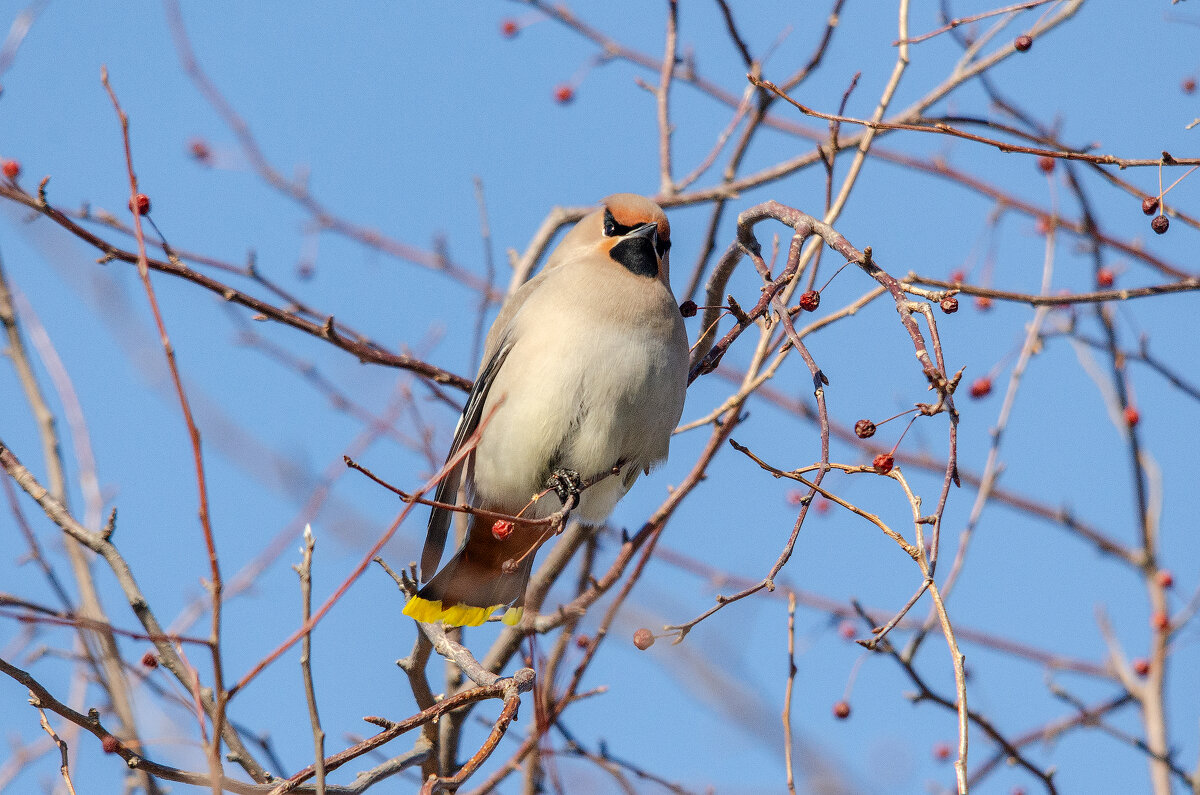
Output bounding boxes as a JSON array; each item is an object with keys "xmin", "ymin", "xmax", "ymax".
[{"xmin": 403, "ymin": 194, "xmax": 689, "ymax": 627}]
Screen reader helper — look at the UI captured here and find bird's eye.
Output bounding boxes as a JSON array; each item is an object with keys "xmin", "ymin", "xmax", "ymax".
[{"xmin": 603, "ymin": 209, "xmax": 618, "ymax": 237}]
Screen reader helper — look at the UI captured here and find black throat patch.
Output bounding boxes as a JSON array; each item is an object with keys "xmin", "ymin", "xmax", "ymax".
[{"xmin": 609, "ymin": 236, "xmax": 658, "ymax": 278}]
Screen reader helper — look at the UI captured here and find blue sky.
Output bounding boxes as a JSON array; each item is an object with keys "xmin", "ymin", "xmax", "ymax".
[{"xmin": 1, "ymin": 1, "xmax": 1198, "ymax": 793}]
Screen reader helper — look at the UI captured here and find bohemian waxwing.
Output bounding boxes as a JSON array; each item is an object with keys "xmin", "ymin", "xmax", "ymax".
[{"xmin": 403, "ymin": 193, "xmax": 689, "ymax": 627}]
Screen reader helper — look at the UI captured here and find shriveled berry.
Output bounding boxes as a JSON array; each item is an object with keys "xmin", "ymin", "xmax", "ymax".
[
  {"xmin": 1151, "ymin": 214, "xmax": 1169, "ymax": 235},
  {"xmin": 854, "ymin": 419, "xmax": 876, "ymax": 439},
  {"xmin": 798, "ymin": 289, "xmax": 821, "ymax": 312},
  {"xmin": 553, "ymin": 84, "xmax": 575, "ymax": 104},
  {"xmin": 188, "ymin": 138, "xmax": 211, "ymax": 162},
  {"xmin": 1183, "ymin": 77, "xmax": 1197, "ymax": 95},
  {"xmin": 1156, "ymin": 570, "xmax": 1174, "ymax": 589},
  {"xmin": 141, "ymin": 651, "xmax": 159, "ymax": 669},
  {"xmin": 1124, "ymin": 406, "xmax": 1140, "ymax": 427},
  {"xmin": 575, "ymin": 634, "xmax": 590, "ymax": 648},
  {"xmin": 1096, "ymin": 268, "xmax": 1114, "ymax": 288},
  {"xmin": 940, "ymin": 296, "xmax": 959, "ymax": 314},
  {"xmin": 1133, "ymin": 658, "xmax": 1150, "ymax": 676},
  {"xmin": 491, "ymin": 519, "xmax": 514, "ymax": 541},
  {"xmin": 2, "ymin": 159, "xmax": 20, "ymax": 179},
  {"xmin": 872, "ymin": 453, "xmax": 894, "ymax": 474},
  {"xmin": 969, "ymin": 377, "xmax": 992, "ymax": 399},
  {"xmin": 974, "ymin": 295, "xmax": 993, "ymax": 311},
  {"xmin": 129, "ymin": 193, "xmax": 151, "ymax": 215},
  {"xmin": 933, "ymin": 742, "xmax": 952, "ymax": 761},
  {"xmin": 500, "ymin": 19, "xmax": 519, "ymax": 38},
  {"xmin": 1037, "ymin": 156, "xmax": 1055, "ymax": 173},
  {"xmin": 679, "ymin": 299, "xmax": 697, "ymax": 318},
  {"xmin": 1142, "ymin": 196, "xmax": 1159, "ymax": 215},
  {"xmin": 101, "ymin": 735, "xmax": 119, "ymax": 754},
  {"xmin": 633, "ymin": 628, "xmax": 655, "ymax": 650},
  {"xmin": 1151, "ymin": 611, "xmax": 1169, "ymax": 631},
  {"xmin": 832, "ymin": 700, "xmax": 851, "ymax": 719},
  {"xmin": 1014, "ymin": 34, "xmax": 1033, "ymax": 51}
]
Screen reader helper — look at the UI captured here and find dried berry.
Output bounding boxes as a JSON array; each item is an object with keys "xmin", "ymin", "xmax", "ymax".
[
  {"xmin": 679, "ymin": 299, "xmax": 697, "ymax": 318},
  {"xmin": 2, "ymin": 159, "xmax": 20, "ymax": 179},
  {"xmin": 500, "ymin": 19, "xmax": 519, "ymax": 38},
  {"xmin": 969, "ymin": 377, "xmax": 992, "ymax": 399},
  {"xmin": 940, "ymin": 296, "xmax": 959, "ymax": 314},
  {"xmin": 785, "ymin": 489, "xmax": 804, "ymax": 506},
  {"xmin": 872, "ymin": 453, "xmax": 894, "ymax": 474},
  {"xmin": 949, "ymin": 269, "xmax": 966, "ymax": 283},
  {"xmin": 553, "ymin": 84, "xmax": 575, "ymax": 104},
  {"xmin": 1014, "ymin": 34, "xmax": 1033, "ymax": 51},
  {"xmin": 798, "ymin": 289, "xmax": 821, "ymax": 312},
  {"xmin": 633, "ymin": 628, "xmax": 655, "ymax": 650},
  {"xmin": 974, "ymin": 295, "xmax": 993, "ymax": 311},
  {"xmin": 933, "ymin": 742, "xmax": 952, "ymax": 761},
  {"xmin": 1184, "ymin": 77, "xmax": 1197, "ymax": 95},
  {"xmin": 1096, "ymin": 268, "xmax": 1114, "ymax": 288},
  {"xmin": 1124, "ymin": 406, "xmax": 1140, "ymax": 427},
  {"xmin": 1156, "ymin": 570, "xmax": 1174, "ymax": 589},
  {"xmin": 491, "ymin": 519, "xmax": 514, "ymax": 541},
  {"xmin": 575, "ymin": 634, "xmax": 590, "ymax": 648},
  {"xmin": 1133, "ymin": 658, "xmax": 1150, "ymax": 676},
  {"xmin": 838, "ymin": 620, "xmax": 856, "ymax": 640},
  {"xmin": 188, "ymin": 139, "xmax": 211, "ymax": 162},
  {"xmin": 832, "ymin": 700, "xmax": 851, "ymax": 719},
  {"xmin": 129, "ymin": 193, "xmax": 151, "ymax": 215},
  {"xmin": 1037, "ymin": 156, "xmax": 1055, "ymax": 173},
  {"xmin": 1151, "ymin": 214, "xmax": 1169, "ymax": 235},
  {"xmin": 141, "ymin": 651, "xmax": 159, "ymax": 669},
  {"xmin": 1141, "ymin": 196, "xmax": 1159, "ymax": 216},
  {"xmin": 854, "ymin": 419, "xmax": 876, "ymax": 439}
]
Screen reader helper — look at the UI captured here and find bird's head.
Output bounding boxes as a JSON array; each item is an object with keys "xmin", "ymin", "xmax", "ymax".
[{"xmin": 549, "ymin": 193, "xmax": 673, "ymax": 286}]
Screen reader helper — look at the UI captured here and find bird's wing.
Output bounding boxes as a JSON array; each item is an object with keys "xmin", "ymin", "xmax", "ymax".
[{"xmin": 421, "ymin": 335, "xmax": 513, "ymax": 581}]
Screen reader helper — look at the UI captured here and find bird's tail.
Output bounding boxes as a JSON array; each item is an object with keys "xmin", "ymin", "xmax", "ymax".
[{"xmin": 402, "ymin": 539, "xmax": 535, "ymax": 627}]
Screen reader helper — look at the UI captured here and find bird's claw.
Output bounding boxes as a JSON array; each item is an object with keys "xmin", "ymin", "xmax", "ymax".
[{"xmin": 546, "ymin": 468, "xmax": 582, "ymax": 505}]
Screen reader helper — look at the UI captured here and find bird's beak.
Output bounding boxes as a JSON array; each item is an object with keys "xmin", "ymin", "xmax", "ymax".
[{"xmin": 627, "ymin": 222, "xmax": 659, "ymax": 246}]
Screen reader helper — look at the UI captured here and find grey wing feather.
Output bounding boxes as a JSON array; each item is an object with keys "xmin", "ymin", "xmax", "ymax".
[{"xmin": 420, "ymin": 337, "xmax": 513, "ymax": 581}]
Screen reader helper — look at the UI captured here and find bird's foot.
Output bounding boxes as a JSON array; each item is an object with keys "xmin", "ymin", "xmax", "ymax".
[{"xmin": 546, "ymin": 468, "xmax": 582, "ymax": 506}]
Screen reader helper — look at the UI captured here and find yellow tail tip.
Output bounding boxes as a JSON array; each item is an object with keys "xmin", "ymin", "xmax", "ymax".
[{"xmin": 402, "ymin": 596, "xmax": 508, "ymax": 627}]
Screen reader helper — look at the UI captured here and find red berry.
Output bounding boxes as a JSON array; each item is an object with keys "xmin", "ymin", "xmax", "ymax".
[
  {"xmin": 872, "ymin": 453, "xmax": 894, "ymax": 474},
  {"xmin": 679, "ymin": 299, "xmax": 697, "ymax": 318},
  {"xmin": 1184, "ymin": 77, "xmax": 1197, "ymax": 95},
  {"xmin": 188, "ymin": 138, "xmax": 211, "ymax": 162},
  {"xmin": 854, "ymin": 419, "xmax": 876, "ymax": 439},
  {"xmin": 785, "ymin": 489, "xmax": 804, "ymax": 506},
  {"xmin": 1156, "ymin": 570, "xmax": 1174, "ymax": 589},
  {"xmin": 1151, "ymin": 611, "xmax": 1169, "ymax": 631},
  {"xmin": 832, "ymin": 700, "xmax": 851, "ymax": 719},
  {"xmin": 500, "ymin": 19, "xmax": 519, "ymax": 38},
  {"xmin": 101, "ymin": 735, "xmax": 119, "ymax": 754},
  {"xmin": 1014, "ymin": 34, "xmax": 1033, "ymax": 51},
  {"xmin": 141, "ymin": 651, "xmax": 159, "ymax": 669},
  {"xmin": 1037, "ymin": 156, "xmax": 1055, "ymax": 173},
  {"xmin": 633, "ymin": 628, "xmax": 655, "ymax": 650},
  {"xmin": 491, "ymin": 519, "xmax": 514, "ymax": 541},
  {"xmin": 974, "ymin": 295, "xmax": 993, "ymax": 311},
  {"xmin": 815, "ymin": 498, "xmax": 831, "ymax": 515},
  {"xmin": 838, "ymin": 620, "xmax": 856, "ymax": 640},
  {"xmin": 575, "ymin": 634, "xmax": 590, "ymax": 648},
  {"xmin": 949, "ymin": 269, "xmax": 966, "ymax": 283},
  {"xmin": 933, "ymin": 741, "xmax": 952, "ymax": 761},
  {"xmin": 1124, "ymin": 406, "xmax": 1140, "ymax": 427},
  {"xmin": 553, "ymin": 84, "xmax": 575, "ymax": 104},
  {"xmin": 969, "ymin": 377, "xmax": 992, "ymax": 399},
  {"xmin": 1151, "ymin": 214, "xmax": 1169, "ymax": 235},
  {"xmin": 1096, "ymin": 268, "xmax": 1114, "ymax": 288},
  {"xmin": 129, "ymin": 193, "xmax": 151, "ymax": 215},
  {"xmin": 940, "ymin": 296, "xmax": 959, "ymax": 314},
  {"xmin": 2, "ymin": 159, "xmax": 20, "ymax": 179},
  {"xmin": 1133, "ymin": 658, "xmax": 1150, "ymax": 676},
  {"xmin": 798, "ymin": 289, "xmax": 821, "ymax": 312},
  {"xmin": 1142, "ymin": 196, "xmax": 1159, "ymax": 215}
]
